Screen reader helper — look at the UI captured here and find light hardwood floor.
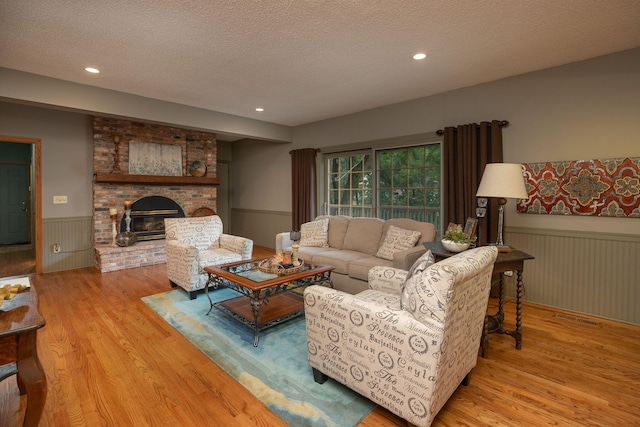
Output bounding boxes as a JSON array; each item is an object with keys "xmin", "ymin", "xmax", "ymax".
[{"xmin": 1, "ymin": 246, "xmax": 639, "ymax": 426}]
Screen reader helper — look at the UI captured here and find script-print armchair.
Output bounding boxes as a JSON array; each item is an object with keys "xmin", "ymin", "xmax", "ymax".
[
  {"xmin": 304, "ymin": 246, "xmax": 498, "ymax": 427},
  {"xmin": 164, "ymin": 215, "xmax": 253, "ymax": 299}
]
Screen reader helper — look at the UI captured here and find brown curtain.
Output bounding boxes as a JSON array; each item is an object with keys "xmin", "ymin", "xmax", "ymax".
[
  {"xmin": 442, "ymin": 120, "xmax": 504, "ymax": 245},
  {"xmin": 290, "ymin": 148, "xmax": 318, "ymax": 230}
]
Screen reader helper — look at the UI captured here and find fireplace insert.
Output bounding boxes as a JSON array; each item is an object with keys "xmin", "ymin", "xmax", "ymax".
[{"xmin": 121, "ymin": 196, "xmax": 185, "ymax": 241}]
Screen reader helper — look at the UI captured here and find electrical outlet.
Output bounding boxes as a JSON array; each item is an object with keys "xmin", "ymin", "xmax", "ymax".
[
  {"xmin": 52, "ymin": 243, "xmax": 61, "ymax": 253},
  {"xmin": 53, "ymin": 196, "xmax": 68, "ymax": 204}
]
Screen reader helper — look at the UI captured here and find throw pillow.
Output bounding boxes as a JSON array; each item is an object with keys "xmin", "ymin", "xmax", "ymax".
[
  {"xmin": 400, "ymin": 250, "xmax": 435, "ymax": 310},
  {"xmin": 375, "ymin": 225, "xmax": 421, "ymax": 261},
  {"xmin": 299, "ymin": 218, "xmax": 330, "ymax": 247}
]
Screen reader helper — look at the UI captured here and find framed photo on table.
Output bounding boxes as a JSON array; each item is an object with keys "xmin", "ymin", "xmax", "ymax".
[{"xmin": 464, "ymin": 217, "xmax": 478, "ymax": 239}]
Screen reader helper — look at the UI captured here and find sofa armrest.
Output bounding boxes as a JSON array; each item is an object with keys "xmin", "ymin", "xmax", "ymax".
[
  {"xmin": 392, "ymin": 244, "xmax": 427, "ymax": 270},
  {"xmin": 165, "ymin": 240, "xmax": 200, "ymax": 289},
  {"xmin": 220, "ymin": 234, "xmax": 254, "ymax": 259},
  {"xmin": 367, "ymin": 265, "xmax": 407, "ymax": 294},
  {"xmin": 275, "ymin": 232, "xmax": 293, "ymax": 253}
]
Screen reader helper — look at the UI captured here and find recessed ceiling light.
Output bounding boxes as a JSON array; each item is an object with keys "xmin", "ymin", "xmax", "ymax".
[
  {"xmin": 255, "ymin": 107, "xmax": 264, "ymax": 112},
  {"xmin": 413, "ymin": 53, "xmax": 427, "ymax": 61},
  {"xmin": 85, "ymin": 67, "xmax": 100, "ymax": 74}
]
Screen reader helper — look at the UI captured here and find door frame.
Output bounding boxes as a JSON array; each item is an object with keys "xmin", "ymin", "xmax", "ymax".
[{"xmin": 0, "ymin": 135, "xmax": 42, "ymax": 274}]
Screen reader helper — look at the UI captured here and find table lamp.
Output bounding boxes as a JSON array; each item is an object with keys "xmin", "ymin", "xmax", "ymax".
[{"xmin": 476, "ymin": 163, "xmax": 528, "ymax": 248}]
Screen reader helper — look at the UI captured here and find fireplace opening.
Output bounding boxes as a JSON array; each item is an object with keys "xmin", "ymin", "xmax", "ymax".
[{"xmin": 121, "ymin": 196, "xmax": 185, "ymax": 241}]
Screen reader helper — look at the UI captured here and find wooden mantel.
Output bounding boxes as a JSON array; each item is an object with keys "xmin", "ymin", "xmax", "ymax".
[{"xmin": 94, "ymin": 173, "xmax": 219, "ymax": 185}]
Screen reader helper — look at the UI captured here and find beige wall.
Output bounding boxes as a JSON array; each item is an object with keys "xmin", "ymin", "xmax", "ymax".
[
  {"xmin": 234, "ymin": 48, "xmax": 640, "ymax": 238},
  {"xmin": 0, "ymin": 102, "xmax": 93, "ymax": 218},
  {"xmin": 1, "ymin": 48, "xmax": 638, "ymax": 244},
  {"xmin": 2, "ymin": 49, "xmax": 638, "ymax": 321}
]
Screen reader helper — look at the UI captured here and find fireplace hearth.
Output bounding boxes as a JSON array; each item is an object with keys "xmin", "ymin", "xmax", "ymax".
[{"xmin": 121, "ymin": 196, "xmax": 185, "ymax": 241}]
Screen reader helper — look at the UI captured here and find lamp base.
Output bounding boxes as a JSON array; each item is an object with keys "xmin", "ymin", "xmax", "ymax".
[{"xmin": 487, "ymin": 244, "xmax": 513, "ymax": 253}]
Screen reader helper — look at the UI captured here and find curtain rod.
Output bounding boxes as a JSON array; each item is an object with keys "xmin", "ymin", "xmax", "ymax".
[
  {"xmin": 436, "ymin": 120, "xmax": 509, "ymax": 136},
  {"xmin": 289, "ymin": 148, "xmax": 320, "ymax": 155}
]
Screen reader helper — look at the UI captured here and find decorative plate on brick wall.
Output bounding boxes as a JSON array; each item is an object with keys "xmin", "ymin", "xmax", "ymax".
[{"xmin": 188, "ymin": 160, "xmax": 207, "ymax": 177}]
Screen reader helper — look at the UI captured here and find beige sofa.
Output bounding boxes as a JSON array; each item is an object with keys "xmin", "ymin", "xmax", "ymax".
[{"xmin": 276, "ymin": 215, "xmax": 436, "ymax": 294}]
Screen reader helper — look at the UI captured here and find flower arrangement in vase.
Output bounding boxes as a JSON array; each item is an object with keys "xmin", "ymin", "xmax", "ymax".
[{"xmin": 442, "ymin": 224, "xmax": 472, "ymax": 252}]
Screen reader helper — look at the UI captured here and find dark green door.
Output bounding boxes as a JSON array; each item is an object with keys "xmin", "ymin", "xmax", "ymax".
[{"xmin": 0, "ymin": 163, "xmax": 30, "ymax": 244}]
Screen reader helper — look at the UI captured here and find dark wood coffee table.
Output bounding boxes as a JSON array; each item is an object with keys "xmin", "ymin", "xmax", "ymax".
[{"xmin": 204, "ymin": 258, "xmax": 333, "ymax": 347}]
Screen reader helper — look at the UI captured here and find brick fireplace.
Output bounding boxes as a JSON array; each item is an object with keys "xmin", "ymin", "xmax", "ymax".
[{"xmin": 92, "ymin": 116, "xmax": 218, "ymax": 272}]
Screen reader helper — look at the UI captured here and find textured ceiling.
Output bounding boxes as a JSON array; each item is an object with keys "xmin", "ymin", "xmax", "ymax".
[{"xmin": 1, "ymin": 0, "xmax": 639, "ymax": 128}]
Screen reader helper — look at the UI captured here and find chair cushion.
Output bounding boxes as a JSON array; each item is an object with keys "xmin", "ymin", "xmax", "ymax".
[
  {"xmin": 198, "ymin": 249, "xmax": 242, "ymax": 269},
  {"xmin": 375, "ymin": 225, "xmax": 421, "ymax": 261},
  {"xmin": 300, "ymin": 218, "xmax": 330, "ymax": 247},
  {"xmin": 406, "ymin": 249, "xmax": 435, "ymax": 281},
  {"xmin": 400, "ymin": 250, "xmax": 435, "ymax": 310},
  {"xmin": 164, "ymin": 215, "xmax": 223, "ymax": 252},
  {"xmin": 401, "ymin": 248, "xmax": 497, "ymax": 323}
]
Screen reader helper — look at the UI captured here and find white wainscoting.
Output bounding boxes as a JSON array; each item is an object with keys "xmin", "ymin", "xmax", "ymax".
[{"xmin": 506, "ymin": 227, "xmax": 640, "ymax": 325}]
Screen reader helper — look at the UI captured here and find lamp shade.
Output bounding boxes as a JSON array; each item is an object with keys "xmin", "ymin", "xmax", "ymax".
[{"xmin": 476, "ymin": 163, "xmax": 528, "ymax": 199}]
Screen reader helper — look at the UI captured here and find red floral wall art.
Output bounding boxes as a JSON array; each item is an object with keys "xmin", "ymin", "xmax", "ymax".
[{"xmin": 517, "ymin": 157, "xmax": 640, "ymax": 218}]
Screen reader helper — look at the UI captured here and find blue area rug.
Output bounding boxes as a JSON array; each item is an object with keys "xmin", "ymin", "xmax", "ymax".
[{"xmin": 142, "ymin": 289, "xmax": 375, "ymax": 427}]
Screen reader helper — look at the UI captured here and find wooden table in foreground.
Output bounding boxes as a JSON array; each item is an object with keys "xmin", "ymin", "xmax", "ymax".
[
  {"xmin": 0, "ymin": 277, "xmax": 47, "ymax": 427},
  {"xmin": 204, "ymin": 258, "xmax": 334, "ymax": 347},
  {"xmin": 424, "ymin": 242, "xmax": 535, "ymax": 357}
]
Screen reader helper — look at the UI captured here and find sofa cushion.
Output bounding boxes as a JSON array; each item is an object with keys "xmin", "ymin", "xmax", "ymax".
[
  {"xmin": 317, "ymin": 215, "xmax": 350, "ymax": 249},
  {"xmin": 383, "ymin": 218, "xmax": 437, "ymax": 244},
  {"xmin": 312, "ymin": 249, "xmax": 370, "ymax": 275},
  {"xmin": 300, "ymin": 218, "xmax": 329, "ymax": 247},
  {"xmin": 375, "ymin": 225, "xmax": 421, "ymax": 261},
  {"xmin": 342, "ymin": 217, "xmax": 385, "ymax": 256},
  {"xmin": 297, "ymin": 246, "xmax": 332, "ymax": 262},
  {"xmin": 348, "ymin": 256, "xmax": 393, "ymax": 281}
]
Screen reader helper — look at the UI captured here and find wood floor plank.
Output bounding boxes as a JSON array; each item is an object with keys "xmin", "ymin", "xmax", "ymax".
[{"xmin": 1, "ymin": 245, "xmax": 639, "ymax": 426}]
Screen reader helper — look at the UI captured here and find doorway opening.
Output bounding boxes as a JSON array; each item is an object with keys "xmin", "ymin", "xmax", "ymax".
[{"xmin": 0, "ymin": 135, "xmax": 42, "ymax": 276}]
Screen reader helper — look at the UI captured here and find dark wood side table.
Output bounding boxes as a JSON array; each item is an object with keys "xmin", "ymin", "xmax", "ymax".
[
  {"xmin": 424, "ymin": 242, "xmax": 534, "ymax": 357},
  {"xmin": 0, "ymin": 278, "xmax": 47, "ymax": 427}
]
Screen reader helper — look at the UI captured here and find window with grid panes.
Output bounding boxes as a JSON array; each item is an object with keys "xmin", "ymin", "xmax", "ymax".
[
  {"xmin": 326, "ymin": 153, "xmax": 373, "ymax": 217},
  {"xmin": 325, "ymin": 143, "xmax": 441, "ymax": 230}
]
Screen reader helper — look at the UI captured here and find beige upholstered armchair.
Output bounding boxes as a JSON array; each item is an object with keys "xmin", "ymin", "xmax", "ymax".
[
  {"xmin": 304, "ymin": 246, "xmax": 498, "ymax": 427},
  {"xmin": 164, "ymin": 215, "xmax": 253, "ymax": 299}
]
